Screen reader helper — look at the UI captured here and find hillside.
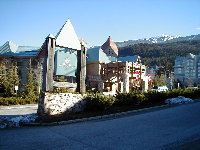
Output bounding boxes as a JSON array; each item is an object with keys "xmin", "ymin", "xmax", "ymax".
[
  {"xmin": 118, "ymin": 40, "xmax": 200, "ymax": 70},
  {"xmin": 116, "ymin": 34, "xmax": 200, "ymax": 47}
]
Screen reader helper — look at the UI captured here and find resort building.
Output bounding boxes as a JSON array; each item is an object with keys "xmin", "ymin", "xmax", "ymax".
[
  {"xmin": 174, "ymin": 53, "xmax": 200, "ymax": 87},
  {"xmin": 0, "ymin": 41, "xmax": 39, "ymax": 85},
  {"xmin": 86, "ymin": 37, "xmax": 150, "ymax": 93}
]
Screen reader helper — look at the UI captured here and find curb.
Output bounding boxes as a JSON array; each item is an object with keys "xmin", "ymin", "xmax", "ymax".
[
  {"xmin": 22, "ymin": 104, "xmax": 169, "ymax": 127},
  {"xmin": 22, "ymin": 99, "xmax": 200, "ymax": 127}
]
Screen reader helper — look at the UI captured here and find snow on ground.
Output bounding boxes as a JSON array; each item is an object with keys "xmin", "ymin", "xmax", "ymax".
[
  {"xmin": 165, "ymin": 96, "xmax": 194, "ymax": 104},
  {"xmin": 0, "ymin": 114, "xmax": 37, "ymax": 129}
]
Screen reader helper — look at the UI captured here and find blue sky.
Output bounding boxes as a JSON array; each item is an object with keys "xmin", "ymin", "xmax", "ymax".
[{"xmin": 1, "ymin": 0, "xmax": 200, "ymax": 47}]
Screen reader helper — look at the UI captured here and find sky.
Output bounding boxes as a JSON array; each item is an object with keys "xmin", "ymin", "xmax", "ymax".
[{"xmin": 1, "ymin": 0, "xmax": 200, "ymax": 47}]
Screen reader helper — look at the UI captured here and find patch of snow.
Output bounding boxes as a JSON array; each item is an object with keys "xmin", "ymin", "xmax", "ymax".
[
  {"xmin": 165, "ymin": 96, "xmax": 194, "ymax": 104},
  {"xmin": 116, "ymin": 40, "xmax": 125, "ymax": 43},
  {"xmin": 103, "ymin": 92, "xmax": 116, "ymax": 96},
  {"xmin": 0, "ymin": 114, "xmax": 37, "ymax": 128}
]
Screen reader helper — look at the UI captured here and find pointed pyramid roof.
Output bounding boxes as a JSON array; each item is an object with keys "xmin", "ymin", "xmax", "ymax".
[
  {"xmin": 101, "ymin": 36, "xmax": 118, "ymax": 56},
  {"xmin": 55, "ymin": 19, "xmax": 81, "ymax": 50}
]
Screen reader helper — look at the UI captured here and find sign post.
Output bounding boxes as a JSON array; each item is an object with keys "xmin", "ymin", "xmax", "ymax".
[{"xmin": 15, "ymin": 86, "xmax": 18, "ymax": 95}]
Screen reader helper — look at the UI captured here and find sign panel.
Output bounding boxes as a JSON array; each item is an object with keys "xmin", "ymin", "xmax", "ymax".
[{"xmin": 55, "ymin": 49, "xmax": 77, "ymax": 77}]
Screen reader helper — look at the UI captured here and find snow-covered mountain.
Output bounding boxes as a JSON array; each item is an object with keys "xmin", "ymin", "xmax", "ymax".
[{"xmin": 116, "ymin": 34, "xmax": 200, "ymax": 47}]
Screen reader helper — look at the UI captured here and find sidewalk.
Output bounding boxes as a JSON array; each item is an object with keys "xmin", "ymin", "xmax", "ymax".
[{"xmin": 0, "ymin": 104, "xmax": 38, "ymax": 116}]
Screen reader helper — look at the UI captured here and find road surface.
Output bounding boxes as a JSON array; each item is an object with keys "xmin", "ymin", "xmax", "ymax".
[{"xmin": 1, "ymin": 102, "xmax": 200, "ymax": 150}]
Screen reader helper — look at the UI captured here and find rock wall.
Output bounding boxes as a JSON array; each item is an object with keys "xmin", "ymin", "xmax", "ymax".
[{"xmin": 38, "ymin": 93, "xmax": 86, "ymax": 116}]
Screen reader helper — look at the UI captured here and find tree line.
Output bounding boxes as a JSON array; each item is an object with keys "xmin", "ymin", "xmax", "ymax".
[
  {"xmin": 118, "ymin": 40, "xmax": 200, "ymax": 71},
  {"xmin": 0, "ymin": 61, "xmax": 39, "ymax": 104}
]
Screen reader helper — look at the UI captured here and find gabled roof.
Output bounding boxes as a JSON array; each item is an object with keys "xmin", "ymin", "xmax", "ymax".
[
  {"xmin": 87, "ymin": 47, "xmax": 117, "ymax": 63},
  {"xmin": 56, "ymin": 19, "xmax": 81, "ymax": 50},
  {"xmin": 118, "ymin": 55, "xmax": 140, "ymax": 63},
  {"xmin": 101, "ymin": 36, "xmax": 118, "ymax": 56},
  {"xmin": 0, "ymin": 41, "xmax": 39, "ymax": 57}
]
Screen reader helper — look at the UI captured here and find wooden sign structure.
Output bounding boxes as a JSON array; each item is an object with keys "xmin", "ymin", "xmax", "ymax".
[{"xmin": 40, "ymin": 19, "xmax": 86, "ymax": 93}]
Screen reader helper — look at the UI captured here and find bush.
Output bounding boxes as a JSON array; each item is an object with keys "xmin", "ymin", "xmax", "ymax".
[
  {"xmin": 115, "ymin": 92, "xmax": 147, "ymax": 106},
  {"xmin": 85, "ymin": 93, "xmax": 116, "ymax": 111},
  {"xmin": 144, "ymin": 91, "xmax": 167, "ymax": 103},
  {"xmin": 84, "ymin": 88, "xmax": 200, "ymax": 112},
  {"xmin": 53, "ymin": 87, "xmax": 69, "ymax": 93},
  {"xmin": 0, "ymin": 97, "xmax": 38, "ymax": 106}
]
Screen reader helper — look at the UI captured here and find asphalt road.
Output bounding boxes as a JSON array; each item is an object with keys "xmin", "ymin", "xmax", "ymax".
[{"xmin": 1, "ymin": 102, "xmax": 200, "ymax": 150}]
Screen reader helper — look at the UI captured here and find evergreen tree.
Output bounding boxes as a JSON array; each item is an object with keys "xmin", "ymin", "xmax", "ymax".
[
  {"xmin": 0, "ymin": 62, "xmax": 19, "ymax": 96},
  {"xmin": 152, "ymin": 74, "xmax": 166, "ymax": 87},
  {"xmin": 23, "ymin": 61, "xmax": 39, "ymax": 103},
  {"xmin": 7, "ymin": 65, "xmax": 20, "ymax": 96},
  {"xmin": 0, "ymin": 63, "xmax": 8, "ymax": 93}
]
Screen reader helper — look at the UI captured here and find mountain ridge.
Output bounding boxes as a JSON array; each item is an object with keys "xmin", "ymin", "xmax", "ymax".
[{"xmin": 116, "ymin": 34, "xmax": 200, "ymax": 47}]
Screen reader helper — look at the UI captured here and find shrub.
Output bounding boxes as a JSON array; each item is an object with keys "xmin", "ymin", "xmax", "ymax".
[
  {"xmin": 0, "ymin": 97, "xmax": 38, "ymax": 106},
  {"xmin": 85, "ymin": 93, "xmax": 116, "ymax": 111},
  {"xmin": 115, "ymin": 92, "xmax": 147, "ymax": 106},
  {"xmin": 115, "ymin": 88, "xmax": 200, "ymax": 107},
  {"xmin": 144, "ymin": 91, "xmax": 167, "ymax": 103},
  {"xmin": 53, "ymin": 87, "xmax": 69, "ymax": 93},
  {"xmin": 84, "ymin": 88, "xmax": 200, "ymax": 112}
]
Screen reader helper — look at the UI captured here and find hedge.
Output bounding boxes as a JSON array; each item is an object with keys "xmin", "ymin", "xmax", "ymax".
[
  {"xmin": 0, "ymin": 97, "xmax": 38, "ymax": 106},
  {"xmin": 1, "ymin": 88, "xmax": 199, "ymax": 107},
  {"xmin": 85, "ymin": 88, "xmax": 200, "ymax": 112},
  {"xmin": 85, "ymin": 93, "xmax": 116, "ymax": 111}
]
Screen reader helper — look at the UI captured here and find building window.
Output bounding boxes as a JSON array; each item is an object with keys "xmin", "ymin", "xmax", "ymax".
[{"xmin": 177, "ymin": 68, "xmax": 182, "ymax": 74}]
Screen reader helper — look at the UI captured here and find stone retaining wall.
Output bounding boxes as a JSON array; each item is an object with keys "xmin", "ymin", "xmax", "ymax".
[{"xmin": 38, "ymin": 93, "xmax": 86, "ymax": 116}]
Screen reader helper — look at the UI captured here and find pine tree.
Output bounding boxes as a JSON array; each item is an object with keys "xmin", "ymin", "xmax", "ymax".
[
  {"xmin": 0, "ymin": 63, "xmax": 7, "ymax": 93},
  {"xmin": 0, "ymin": 62, "xmax": 19, "ymax": 96},
  {"xmin": 23, "ymin": 60, "xmax": 39, "ymax": 103},
  {"xmin": 7, "ymin": 65, "xmax": 20, "ymax": 96}
]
